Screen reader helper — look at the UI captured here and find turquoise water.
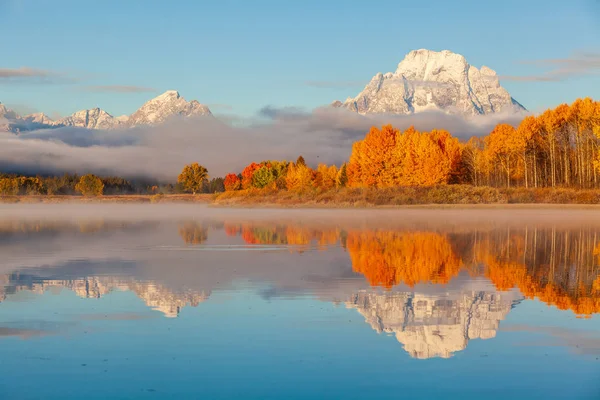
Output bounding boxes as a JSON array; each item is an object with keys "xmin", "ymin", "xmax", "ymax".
[{"xmin": 0, "ymin": 205, "xmax": 599, "ymax": 399}]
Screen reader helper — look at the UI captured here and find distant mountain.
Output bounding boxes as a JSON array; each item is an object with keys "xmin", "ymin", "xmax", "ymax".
[
  {"xmin": 0, "ymin": 103, "xmax": 19, "ymax": 121},
  {"xmin": 334, "ymin": 49, "xmax": 526, "ymax": 116},
  {"xmin": 127, "ymin": 90, "xmax": 211, "ymax": 127},
  {"xmin": 0, "ymin": 103, "xmax": 20, "ymax": 132},
  {"xmin": 23, "ymin": 112, "xmax": 56, "ymax": 126},
  {"xmin": 55, "ymin": 108, "xmax": 120, "ymax": 130},
  {"xmin": 0, "ymin": 90, "xmax": 213, "ymax": 132}
]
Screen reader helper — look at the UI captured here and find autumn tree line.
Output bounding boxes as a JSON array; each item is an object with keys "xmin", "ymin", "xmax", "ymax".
[
  {"xmin": 213, "ymin": 98, "xmax": 600, "ymax": 194},
  {"xmin": 219, "ymin": 156, "xmax": 348, "ymax": 193},
  {"xmin": 0, "ymin": 171, "xmax": 225, "ymax": 197},
  {"xmin": 465, "ymin": 97, "xmax": 600, "ymax": 188},
  {"xmin": 0, "ymin": 174, "xmax": 110, "ymax": 197}
]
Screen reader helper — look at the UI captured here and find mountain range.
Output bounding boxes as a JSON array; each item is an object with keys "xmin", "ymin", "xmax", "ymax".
[
  {"xmin": 0, "ymin": 90, "xmax": 212, "ymax": 132},
  {"xmin": 0, "ymin": 49, "xmax": 526, "ymax": 133}
]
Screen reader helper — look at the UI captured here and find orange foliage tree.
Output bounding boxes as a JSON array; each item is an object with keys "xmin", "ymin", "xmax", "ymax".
[
  {"xmin": 347, "ymin": 125, "xmax": 462, "ymax": 187},
  {"xmin": 394, "ymin": 128, "xmax": 462, "ymax": 185},
  {"xmin": 314, "ymin": 164, "xmax": 339, "ymax": 190},
  {"xmin": 484, "ymin": 123, "xmax": 526, "ymax": 188},
  {"xmin": 286, "ymin": 160, "xmax": 314, "ymax": 191},
  {"xmin": 347, "ymin": 125, "xmax": 399, "ymax": 187}
]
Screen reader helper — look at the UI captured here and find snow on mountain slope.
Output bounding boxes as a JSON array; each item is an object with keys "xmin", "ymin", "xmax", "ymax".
[
  {"xmin": 23, "ymin": 113, "xmax": 56, "ymax": 126},
  {"xmin": 334, "ymin": 49, "xmax": 525, "ymax": 116},
  {"xmin": 0, "ymin": 90, "xmax": 213, "ymax": 132},
  {"xmin": 126, "ymin": 90, "xmax": 212, "ymax": 127},
  {"xmin": 55, "ymin": 108, "xmax": 120, "ymax": 130},
  {"xmin": 0, "ymin": 103, "xmax": 23, "ymax": 132}
]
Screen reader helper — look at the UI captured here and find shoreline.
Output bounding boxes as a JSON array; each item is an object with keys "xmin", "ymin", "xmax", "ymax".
[
  {"xmin": 3, "ymin": 185, "xmax": 600, "ymax": 208},
  {"xmin": 0, "ymin": 194, "xmax": 214, "ymax": 204},
  {"xmin": 2, "ymin": 194, "xmax": 600, "ymax": 209}
]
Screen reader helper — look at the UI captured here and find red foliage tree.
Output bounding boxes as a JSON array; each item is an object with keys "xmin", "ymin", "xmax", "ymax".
[
  {"xmin": 241, "ymin": 163, "xmax": 261, "ymax": 189},
  {"xmin": 224, "ymin": 173, "xmax": 242, "ymax": 191}
]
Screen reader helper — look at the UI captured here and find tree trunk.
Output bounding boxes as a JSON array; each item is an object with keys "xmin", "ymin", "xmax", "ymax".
[
  {"xmin": 507, "ymin": 156, "xmax": 511, "ymax": 188},
  {"xmin": 524, "ymin": 150, "xmax": 528, "ymax": 188}
]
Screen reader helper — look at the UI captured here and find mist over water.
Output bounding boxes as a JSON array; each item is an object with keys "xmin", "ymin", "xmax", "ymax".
[{"xmin": 0, "ymin": 204, "xmax": 599, "ymax": 399}]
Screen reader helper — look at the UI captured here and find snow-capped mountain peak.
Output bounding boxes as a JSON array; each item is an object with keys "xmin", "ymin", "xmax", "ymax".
[
  {"xmin": 152, "ymin": 90, "xmax": 181, "ymax": 101},
  {"xmin": 335, "ymin": 49, "xmax": 525, "ymax": 116},
  {"xmin": 127, "ymin": 90, "xmax": 212, "ymax": 127}
]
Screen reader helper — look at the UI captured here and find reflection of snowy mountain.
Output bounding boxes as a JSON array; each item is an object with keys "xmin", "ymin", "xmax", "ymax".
[
  {"xmin": 346, "ymin": 290, "xmax": 521, "ymax": 359},
  {"xmin": 0, "ymin": 275, "xmax": 209, "ymax": 318}
]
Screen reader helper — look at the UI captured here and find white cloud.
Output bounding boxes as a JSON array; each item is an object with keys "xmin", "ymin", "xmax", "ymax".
[{"xmin": 0, "ymin": 107, "xmax": 527, "ymax": 181}]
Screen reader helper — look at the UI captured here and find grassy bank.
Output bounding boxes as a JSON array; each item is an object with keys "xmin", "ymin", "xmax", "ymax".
[
  {"xmin": 3, "ymin": 186, "xmax": 600, "ymax": 207},
  {"xmin": 212, "ymin": 185, "xmax": 600, "ymax": 207},
  {"xmin": 0, "ymin": 193, "xmax": 214, "ymax": 204}
]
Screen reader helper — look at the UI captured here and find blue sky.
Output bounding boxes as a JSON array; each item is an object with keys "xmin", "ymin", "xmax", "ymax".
[{"xmin": 1, "ymin": 0, "xmax": 599, "ymax": 118}]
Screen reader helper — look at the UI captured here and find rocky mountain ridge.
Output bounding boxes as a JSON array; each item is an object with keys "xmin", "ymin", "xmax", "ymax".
[
  {"xmin": 0, "ymin": 90, "xmax": 212, "ymax": 132},
  {"xmin": 334, "ymin": 49, "xmax": 526, "ymax": 116}
]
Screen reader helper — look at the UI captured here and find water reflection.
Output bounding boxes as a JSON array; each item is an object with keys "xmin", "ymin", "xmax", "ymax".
[
  {"xmin": 0, "ymin": 207, "xmax": 599, "ymax": 361},
  {"xmin": 0, "ymin": 274, "xmax": 209, "ymax": 318},
  {"xmin": 218, "ymin": 221, "xmax": 600, "ymax": 317},
  {"xmin": 346, "ymin": 290, "xmax": 517, "ymax": 359}
]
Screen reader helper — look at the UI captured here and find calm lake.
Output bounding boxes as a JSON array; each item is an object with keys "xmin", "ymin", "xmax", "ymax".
[{"xmin": 0, "ymin": 204, "xmax": 599, "ymax": 399}]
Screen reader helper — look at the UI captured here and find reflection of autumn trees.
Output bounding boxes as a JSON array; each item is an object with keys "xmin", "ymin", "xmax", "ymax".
[
  {"xmin": 223, "ymin": 222, "xmax": 341, "ymax": 249},
  {"xmin": 178, "ymin": 222, "xmax": 209, "ymax": 245},
  {"xmin": 346, "ymin": 231, "xmax": 463, "ymax": 288},
  {"xmin": 178, "ymin": 221, "xmax": 227, "ymax": 245},
  {"xmin": 224, "ymin": 224, "xmax": 241, "ymax": 237},
  {"xmin": 470, "ymin": 228, "xmax": 600, "ymax": 316},
  {"xmin": 221, "ymin": 222, "xmax": 600, "ymax": 315},
  {"xmin": 1, "ymin": 217, "xmax": 599, "ymax": 315},
  {"xmin": 0, "ymin": 220, "xmax": 132, "ymax": 235}
]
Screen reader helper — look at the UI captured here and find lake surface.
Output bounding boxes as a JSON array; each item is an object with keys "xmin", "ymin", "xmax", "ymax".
[{"xmin": 0, "ymin": 204, "xmax": 599, "ymax": 399}]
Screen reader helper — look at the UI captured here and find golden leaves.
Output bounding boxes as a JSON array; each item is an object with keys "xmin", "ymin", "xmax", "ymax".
[
  {"xmin": 347, "ymin": 125, "xmax": 462, "ymax": 187},
  {"xmin": 346, "ymin": 231, "xmax": 463, "ymax": 288},
  {"xmin": 285, "ymin": 162, "xmax": 314, "ymax": 192},
  {"xmin": 177, "ymin": 163, "xmax": 209, "ymax": 194}
]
